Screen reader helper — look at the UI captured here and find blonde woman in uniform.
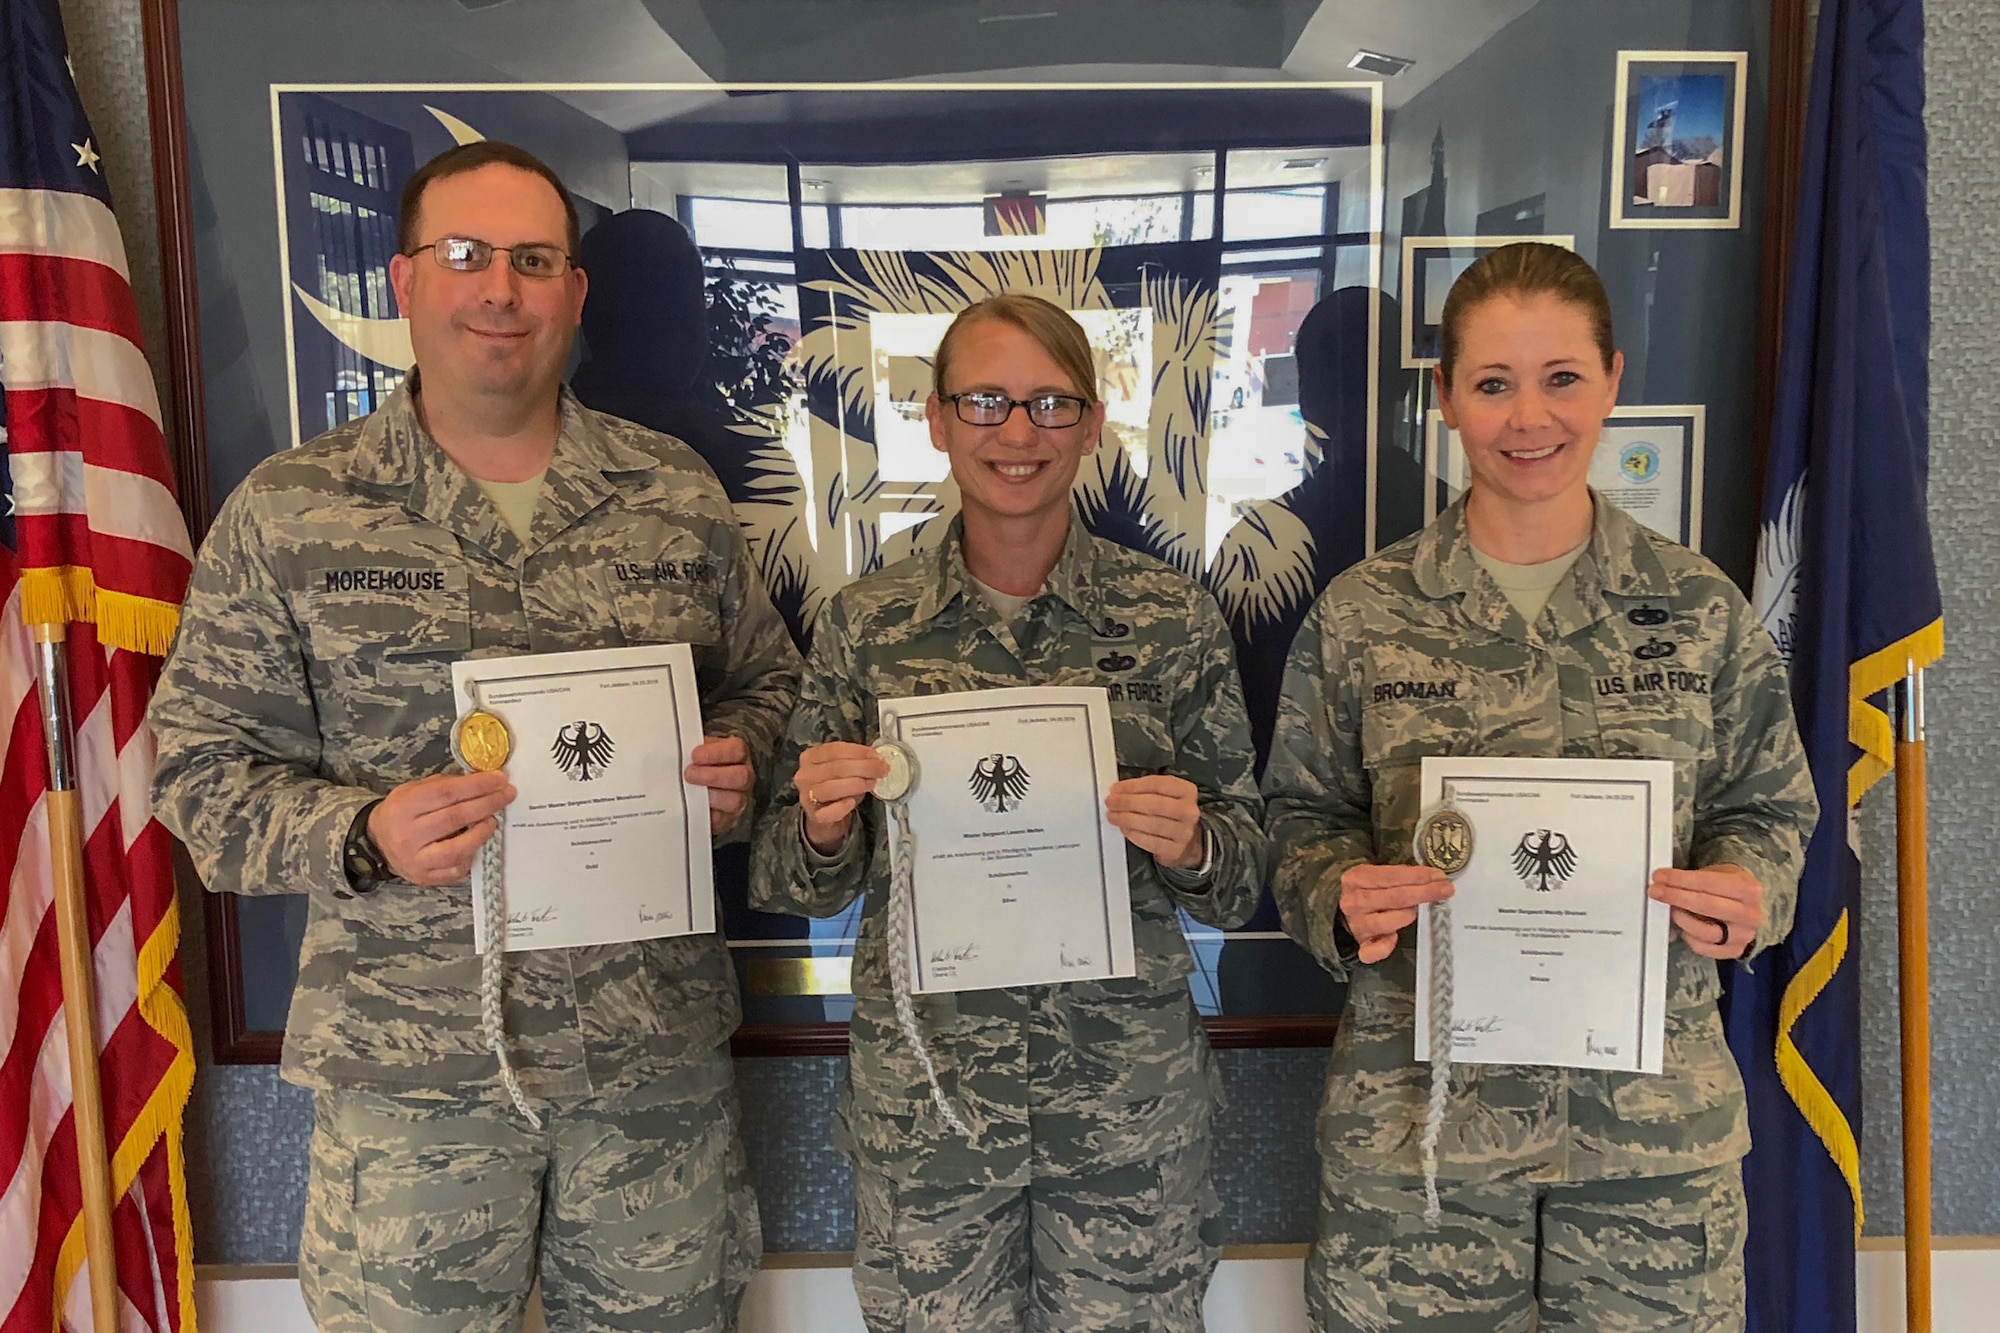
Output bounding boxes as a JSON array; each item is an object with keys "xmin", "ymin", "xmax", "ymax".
[
  {"xmin": 1263, "ymin": 243, "xmax": 1819, "ymax": 1332},
  {"xmin": 753, "ymin": 294, "xmax": 1266, "ymax": 1332}
]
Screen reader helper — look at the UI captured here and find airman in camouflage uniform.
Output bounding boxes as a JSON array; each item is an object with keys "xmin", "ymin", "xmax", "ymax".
[
  {"xmin": 1263, "ymin": 492, "xmax": 1818, "ymax": 1331},
  {"xmin": 150, "ymin": 143, "xmax": 799, "ymax": 1332},
  {"xmin": 753, "ymin": 515, "xmax": 1264, "ymax": 1331},
  {"xmin": 751, "ymin": 295, "xmax": 1265, "ymax": 1331}
]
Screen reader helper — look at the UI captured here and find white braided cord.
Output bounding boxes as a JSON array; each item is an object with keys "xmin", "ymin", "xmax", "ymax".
[
  {"xmin": 885, "ymin": 800, "xmax": 974, "ymax": 1140},
  {"xmin": 479, "ymin": 816, "xmax": 541, "ymax": 1127},
  {"xmin": 1421, "ymin": 899, "xmax": 1452, "ymax": 1224}
]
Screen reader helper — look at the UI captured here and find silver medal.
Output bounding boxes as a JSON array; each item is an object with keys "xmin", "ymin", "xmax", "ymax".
[{"xmin": 873, "ymin": 739, "xmax": 917, "ymax": 802}]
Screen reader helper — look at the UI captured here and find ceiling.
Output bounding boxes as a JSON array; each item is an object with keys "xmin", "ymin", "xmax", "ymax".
[{"xmin": 421, "ymin": 0, "xmax": 1551, "ymax": 124}]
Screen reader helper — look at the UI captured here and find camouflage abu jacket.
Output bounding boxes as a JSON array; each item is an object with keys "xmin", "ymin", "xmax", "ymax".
[
  {"xmin": 749, "ymin": 515, "xmax": 1266, "ymax": 1188},
  {"xmin": 150, "ymin": 381, "xmax": 801, "ymax": 1096},
  {"xmin": 1263, "ymin": 493, "xmax": 1818, "ymax": 1182}
]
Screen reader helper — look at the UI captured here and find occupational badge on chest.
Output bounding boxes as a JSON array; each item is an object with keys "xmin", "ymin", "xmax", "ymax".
[
  {"xmin": 1413, "ymin": 782, "xmax": 1474, "ymax": 876},
  {"xmin": 452, "ymin": 709, "xmax": 513, "ymax": 773}
]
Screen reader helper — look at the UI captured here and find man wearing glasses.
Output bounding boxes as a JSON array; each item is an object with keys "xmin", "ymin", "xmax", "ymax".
[{"xmin": 150, "ymin": 142, "xmax": 800, "ymax": 1332}]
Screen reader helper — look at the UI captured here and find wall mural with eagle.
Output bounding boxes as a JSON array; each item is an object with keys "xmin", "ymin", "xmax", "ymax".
[{"xmin": 195, "ymin": 57, "xmax": 1769, "ymax": 1035}]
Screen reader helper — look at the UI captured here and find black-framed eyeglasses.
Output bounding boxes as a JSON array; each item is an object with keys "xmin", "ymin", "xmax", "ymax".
[
  {"xmin": 944, "ymin": 390, "xmax": 1090, "ymax": 429},
  {"xmin": 407, "ymin": 236, "xmax": 575, "ymax": 279}
]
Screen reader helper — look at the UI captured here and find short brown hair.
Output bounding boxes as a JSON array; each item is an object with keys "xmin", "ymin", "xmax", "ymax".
[
  {"xmin": 932, "ymin": 294, "xmax": 1100, "ymax": 403},
  {"xmin": 397, "ymin": 141, "xmax": 581, "ymax": 258},
  {"xmin": 1438, "ymin": 242, "xmax": 1615, "ymax": 385}
]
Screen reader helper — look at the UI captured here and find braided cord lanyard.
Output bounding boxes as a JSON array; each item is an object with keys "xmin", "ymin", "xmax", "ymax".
[
  {"xmin": 1421, "ymin": 896, "xmax": 1452, "ymax": 1224},
  {"xmin": 468, "ymin": 681, "xmax": 540, "ymax": 1128},
  {"xmin": 1414, "ymin": 778, "xmax": 1470, "ymax": 1226},
  {"xmin": 881, "ymin": 777, "xmax": 974, "ymax": 1141}
]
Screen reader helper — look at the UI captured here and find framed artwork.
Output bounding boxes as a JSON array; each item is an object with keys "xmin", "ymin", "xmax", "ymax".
[
  {"xmin": 1400, "ymin": 233, "xmax": 1577, "ymax": 368},
  {"xmin": 139, "ymin": 0, "xmax": 1808, "ymax": 1060},
  {"xmin": 1611, "ymin": 50, "xmax": 1751, "ymax": 230}
]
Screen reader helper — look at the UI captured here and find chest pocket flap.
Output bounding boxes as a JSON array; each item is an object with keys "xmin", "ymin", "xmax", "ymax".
[
  {"xmin": 1589, "ymin": 661, "xmax": 1717, "ymax": 762},
  {"xmin": 1358, "ymin": 644, "xmax": 1478, "ymax": 771},
  {"xmin": 298, "ymin": 561, "xmax": 471, "ymax": 660},
  {"xmin": 295, "ymin": 561, "xmax": 471, "ymax": 770},
  {"xmin": 611, "ymin": 584, "xmax": 723, "ymax": 648},
  {"xmin": 611, "ymin": 583, "xmax": 725, "ymax": 699}
]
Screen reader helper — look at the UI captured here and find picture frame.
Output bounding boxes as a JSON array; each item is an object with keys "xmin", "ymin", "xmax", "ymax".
[
  {"xmin": 136, "ymin": 0, "xmax": 1811, "ymax": 1062},
  {"xmin": 1611, "ymin": 50, "xmax": 1751, "ymax": 230},
  {"xmin": 1400, "ymin": 233, "xmax": 1577, "ymax": 368}
]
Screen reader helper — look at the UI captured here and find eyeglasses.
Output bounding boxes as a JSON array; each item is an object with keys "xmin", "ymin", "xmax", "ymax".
[
  {"xmin": 944, "ymin": 390, "xmax": 1090, "ymax": 429},
  {"xmin": 407, "ymin": 236, "xmax": 575, "ymax": 279}
]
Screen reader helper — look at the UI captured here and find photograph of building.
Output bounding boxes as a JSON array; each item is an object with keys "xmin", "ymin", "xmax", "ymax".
[{"xmin": 1631, "ymin": 71, "xmax": 1728, "ymax": 206}]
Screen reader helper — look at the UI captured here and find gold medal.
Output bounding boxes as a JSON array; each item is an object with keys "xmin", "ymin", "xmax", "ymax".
[
  {"xmin": 1413, "ymin": 782, "xmax": 1474, "ymax": 876},
  {"xmin": 453, "ymin": 709, "xmax": 512, "ymax": 773}
]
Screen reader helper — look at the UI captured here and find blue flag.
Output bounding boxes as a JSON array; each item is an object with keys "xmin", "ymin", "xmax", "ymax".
[{"xmin": 1734, "ymin": 0, "xmax": 1941, "ymax": 1329}]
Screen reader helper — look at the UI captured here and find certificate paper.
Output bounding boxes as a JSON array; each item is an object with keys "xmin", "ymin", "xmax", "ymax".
[
  {"xmin": 881, "ymin": 686, "xmax": 1134, "ymax": 994},
  {"xmin": 453, "ymin": 645, "xmax": 711, "ymax": 953},
  {"xmin": 1415, "ymin": 756, "xmax": 1674, "ymax": 1073}
]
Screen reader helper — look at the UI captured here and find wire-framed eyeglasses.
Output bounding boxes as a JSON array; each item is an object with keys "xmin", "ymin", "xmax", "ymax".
[
  {"xmin": 407, "ymin": 236, "xmax": 575, "ymax": 279},
  {"xmin": 943, "ymin": 390, "xmax": 1090, "ymax": 429}
]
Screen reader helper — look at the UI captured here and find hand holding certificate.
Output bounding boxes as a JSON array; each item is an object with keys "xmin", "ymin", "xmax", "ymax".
[
  {"xmin": 1415, "ymin": 756, "xmax": 1674, "ymax": 1073},
  {"xmin": 452, "ymin": 644, "xmax": 713, "ymax": 953},
  {"xmin": 879, "ymin": 685, "xmax": 1136, "ymax": 994}
]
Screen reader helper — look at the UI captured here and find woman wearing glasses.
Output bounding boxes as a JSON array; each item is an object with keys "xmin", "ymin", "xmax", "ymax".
[
  {"xmin": 751, "ymin": 294, "xmax": 1266, "ymax": 1331},
  {"xmin": 1262, "ymin": 243, "xmax": 1818, "ymax": 1331}
]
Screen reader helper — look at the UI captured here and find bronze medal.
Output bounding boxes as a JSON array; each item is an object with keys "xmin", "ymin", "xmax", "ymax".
[
  {"xmin": 1414, "ymin": 783, "xmax": 1474, "ymax": 876},
  {"xmin": 453, "ymin": 709, "xmax": 512, "ymax": 773}
]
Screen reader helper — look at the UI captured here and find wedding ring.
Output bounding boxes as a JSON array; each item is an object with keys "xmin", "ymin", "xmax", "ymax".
[{"xmin": 806, "ymin": 786, "xmax": 820, "ymax": 809}]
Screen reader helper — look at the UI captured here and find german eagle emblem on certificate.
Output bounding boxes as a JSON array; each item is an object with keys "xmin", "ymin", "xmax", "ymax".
[
  {"xmin": 1512, "ymin": 828, "xmax": 1578, "ymax": 892},
  {"xmin": 968, "ymin": 753, "xmax": 1031, "ymax": 813}
]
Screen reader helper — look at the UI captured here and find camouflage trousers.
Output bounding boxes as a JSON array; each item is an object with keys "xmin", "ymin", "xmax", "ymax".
[
  {"xmin": 851, "ymin": 1137, "xmax": 1222, "ymax": 1332},
  {"xmin": 299, "ymin": 1043, "xmax": 761, "ymax": 1333},
  {"xmin": 1306, "ymin": 1161, "xmax": 1747, "ymax": 1332}
]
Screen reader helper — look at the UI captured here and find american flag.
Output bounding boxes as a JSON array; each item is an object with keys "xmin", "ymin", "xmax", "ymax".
[{"xmin": 0, "ymin": 0, "xmax": 198, "ymax": 1329}]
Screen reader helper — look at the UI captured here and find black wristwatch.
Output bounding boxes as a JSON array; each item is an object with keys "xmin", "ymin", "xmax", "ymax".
[{"xmin": 342, "ymin": 799, "xmax": 391, "ymax": 895}]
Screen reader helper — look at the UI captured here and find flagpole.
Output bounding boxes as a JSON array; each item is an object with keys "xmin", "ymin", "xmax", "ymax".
[
  {"xmin": 1894, "ymin": 663, "xmax": 1933, "ymax": 1333},
  {"xmin": 31, "ymin": 623, "xmax": 120, "ymax": 1333}
]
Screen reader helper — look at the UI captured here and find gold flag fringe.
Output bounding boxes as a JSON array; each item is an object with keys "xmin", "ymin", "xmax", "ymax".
[{"xmin": 17, "ymin": 567, "xmax": 181, "ymax": 657}]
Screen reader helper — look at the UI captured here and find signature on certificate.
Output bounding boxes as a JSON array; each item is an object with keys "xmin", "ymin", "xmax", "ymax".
[{"xmin": 929, "ymin": 943, "xmax": 981, "ymax": 965}]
